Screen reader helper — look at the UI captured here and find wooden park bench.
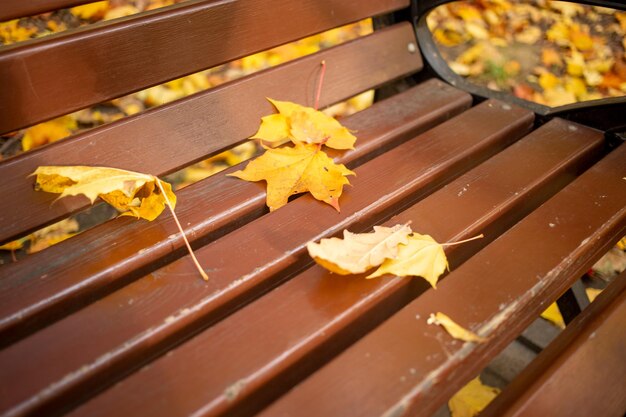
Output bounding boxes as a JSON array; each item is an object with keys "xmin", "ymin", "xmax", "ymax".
[{"xmin": 0, "ymin": 0, "xmax": 624, "ymax": 416}]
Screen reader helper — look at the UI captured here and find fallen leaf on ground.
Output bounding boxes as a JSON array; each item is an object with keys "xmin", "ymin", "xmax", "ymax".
[
  {"xmin": 71, "ymin": 1, "xmax": 109, "ymax": 20},
  {"xmin": 28, "ymin": 219, "xmax": 79, "ymax": 253},
  {"xmin": 586, "ymin": 287, "xmax": 602, "ymax": 303},
  {"xmin": 0, "ymin": 237, "xmax": 29, "ymax": 251},
  {"xmin": 22, "ymin": 116, "xmax": 77, "ymax": 151},
  {"xmin": 368, "ymin": 233, "xmax": 448, "ymax": 288},
  {"xmin": 32, "ymin": 166, "xmax": 176, "ymax": 221},
  {"xmin": 540, "ymin": 302, "xmax": 565, "ymax": 329},
  {"xmin": 252, "ymin": 98, "xmax": 356, "ymax": 150},
  {"xmin": 229, "ymin": 143, "xmax": 354, "ymax": 211},
  {"xmin": 307, "ymin": 224, "xmax": 412, "ymax": 274},
  {"xmin": 448, "ymin": 376, "xmax": 500, "ymax": 417},
  {"xmin": 427, "ymin": 312, "xmax": 486, "ymax": 343}
]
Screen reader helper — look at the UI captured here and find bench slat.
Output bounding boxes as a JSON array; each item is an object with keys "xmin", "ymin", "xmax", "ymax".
[
  {"xmin": 482, "ymin": 271, "xmax": 626, "ymax": 417},
  {"xmin": 0, "ymin": 0, "xmax": 92, "ymax": 21},
  {"xmin": 0, "ymin": 0, "xmax": 408, "ymax": 134},
  {"xmin": 66, "ymin": 119, "xmax": 603, "ymax": 417},
  {"xmin": 0, "ymin": 100, "xmax": 532, "ymax": 417},
  {"xmin": 0, "ymin": 23, "xmax": 421, "ymax": 245},
  {"xmin": 0, "ymin": 80, "xmax": 470, "ymax": 345},
  {"xmin": 257, "ymin": 142, "xmax": 626, "ymax": 417}
]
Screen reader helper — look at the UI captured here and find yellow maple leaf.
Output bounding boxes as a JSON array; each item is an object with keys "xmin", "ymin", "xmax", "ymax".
[
  {"xmin": 448, "ymin": 377, "xmax": 500, "ymax": 417},
  {"xmin": 307, "ymin": 224, "xmax": 413, "ymax": 274},
  {"xmin": 229, "ymin": 143, "xmax": 353, "ymax": 211},
  {"xmin": 427, "ymin": 312, "xmax": 487, "ymax": 343},
  {"xmin": 252, "ymin": 98, "xmax": 356, "ymax": 150},
  {"xmin": 368, "ymin": 233, "xmax": 448, "ymax": 288},
  {"xmin": 31, "ymin": 166, "xmax": 176, "ymax": 221}
]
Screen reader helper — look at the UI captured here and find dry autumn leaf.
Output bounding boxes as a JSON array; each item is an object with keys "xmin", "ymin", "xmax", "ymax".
[
  {"xmin": 229, "ymin": 143, "xmax": 354, "ymax": 211},
  {"xmin": 252, "ymin": 98, "xmax": 356, "ymax": 150},
  {"xmin": 31, "ymin": 165, "xmax": 208, "ymax": 280},
  {"xmin": 307, "ymin": 224, "xmax": 413, "ymax": 274},
  {"xmin": 32, "ymin": 166, "xmax": 176, "ymax": 221},
  {"xmin": 448, "ymin": 376, "xmax": 500, "ymax": 417},
  {"xmin": 427, "ymin": 312, "xmax": 487, "ymax": 343},
  {"xmin": 540, "ymin": 302, "xmax": 565, "ymax": 329},
  {"xmin": 368, "ymin": 233, "xmax": 448, "ymax": 287}
]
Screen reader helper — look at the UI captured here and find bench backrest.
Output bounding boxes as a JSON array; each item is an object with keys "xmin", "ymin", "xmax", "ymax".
[{"xmin": 0, "ymin": 0, "xmax": 420, "ymax": 245}]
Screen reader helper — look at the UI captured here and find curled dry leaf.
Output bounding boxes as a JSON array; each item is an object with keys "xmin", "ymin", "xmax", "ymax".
[
  {"xmin": 229, "ymin": 142, "xmax": 354, "ymax": 212},
  {"xmin": 368, "ymin": 233, "xmax": 448, "ymax": 288},
  {"xmin": 427, "ymin": 312, "xmax": 486, "ymax": 343},
  {"xmin": 31, "ymin": 165, "xmax": 208, "ymax": 280},
  {"xmin": 307, "ymin": 224, "xmax": 413, "ymax": 274},
  {"xmin": 251, "ymin": 98, "xmax": 356, "ymax": 150},
  {"xmin": 32, "ymin": 166, "xmax": 176, "ymax": 221}
]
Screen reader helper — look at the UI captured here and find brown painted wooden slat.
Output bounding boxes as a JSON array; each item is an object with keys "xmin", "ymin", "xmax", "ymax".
[
  {"xmin": 0, "ymin": 101, "xmax": 533, "ymax": 417},
  {"xmin": 0, "ymin": 79, "xmax": 471, "ymax": 345},
  {"xmin": 482, "ymin": 272, "xmax": 626, "ymax": 417},
  {"xmin": 0, "ymin": 23, "xmax": 421, "ymax": 245},
  {"xmin": 64, "ymin": 119, "xmax": 604, "ymax": 417},
  {"xmin": 0, "ymin": 0, "xmax": 409, "ymax": 134},
  {"xmin": 257, "ymin": 143, "xmax": 626, "ymax": 417},
  {"xmin": 0, "ymin": 0, "xmax": 92, "ymax": 21}
]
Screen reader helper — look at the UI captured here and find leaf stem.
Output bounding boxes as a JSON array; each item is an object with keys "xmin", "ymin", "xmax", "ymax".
[
  {"xmin": 314, "ymin": 60, "xmax": 327, "ymax": 111},
  {"xmin": 441, "ymin": 234, "xmax": 484, "ymax": 248},
  {"xmin": 156, "ymin": 179, "xmax": 209, "ymax": 280}
]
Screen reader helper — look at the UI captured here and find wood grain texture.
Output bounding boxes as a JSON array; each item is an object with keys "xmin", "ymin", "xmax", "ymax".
[
  {"xmin": 258, "ymin": 142, "xmax": 626, "ymax": 417},
  {"xmin": 0, "ymin": 0, "xmax": 92, "ymax": 21},
  {"xmin": 65, "ymin": 119, "xmax": 603, "ymax": 417},
  {"xmin": 0, "ymin": 23, "xmax": 421, "ymax": 245},
  {"xmin": 0, "ymin": 79, "xmax": 470, "ymax": 345},
  {"xmin": 0, "ymin": 0, "xmax": 409, "ymax": 134},
  {"xmin": 0, "ymin": 100, "xmax": 532, "ymax": 417}
]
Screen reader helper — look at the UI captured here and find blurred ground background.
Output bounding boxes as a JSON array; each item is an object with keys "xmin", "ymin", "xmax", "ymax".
[{"xmin": 428, "ymin": 0, "xmax": 626, "ymax": 106}]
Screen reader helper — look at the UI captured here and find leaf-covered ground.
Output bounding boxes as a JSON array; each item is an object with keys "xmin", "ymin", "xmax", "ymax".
[{"xmin": 428, "ymin": 0, "xmax": 626, "ymax": 107}]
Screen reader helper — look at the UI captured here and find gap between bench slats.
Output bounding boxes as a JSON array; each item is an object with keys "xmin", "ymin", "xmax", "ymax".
[
  {"xmin": 0, "ymin": 0, "xmax": 93, "ymax": 21},
  {"xmin": 66, "ymin": 118, "xmax": 604, "ymax": 417},
  {"xmin": 0, "ymin": 0, "xmax": 409, "ymax": 134},
  {"xmin": 0, "ymin": 100, "xmax": 532, "ymax": 417},
  {"xmin": 0, "ymin": 79, "xmax": 469, "ymax": 345},
  {"xmin": 259, "ymin": 143, "xmax": 626, "ymax": 417},
  {"xmin": 482, "ymin": 271, "xmax": 626, "ymax": 417},
  {"xmin": 0, "ymin": 22, "xmax": 421, "ymax": 245}
]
